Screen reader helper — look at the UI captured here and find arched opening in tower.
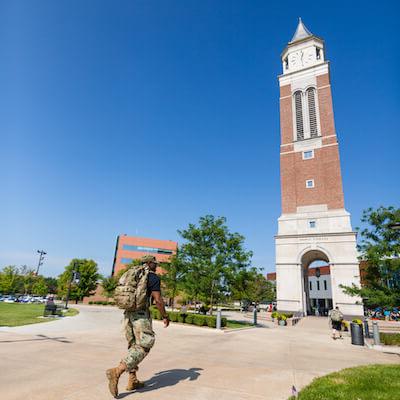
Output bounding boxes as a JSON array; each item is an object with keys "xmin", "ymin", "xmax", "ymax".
[{"xmin": 301, "ymin": 250, "xmax": 333, "ymax": 316}]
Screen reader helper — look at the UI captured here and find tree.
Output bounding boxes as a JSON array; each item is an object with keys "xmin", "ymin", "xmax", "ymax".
[
  {"xmin": 179, "ymin": 215, "xmax": 253, "ymax": 313},
  {"xmin": 248, "ymin": 273, "xmax": 276, "ymax": 304},
  {"xmin": 44, "ymin": 277, "xmax": 58, "ymax": 294},
  {"xmin": 32, "ymin": 276, "xmax": 49, "ymax": 296},
  {"xmin": 159, "ymin": 252, "xmax": 186, "ymax": 310},
  {"xmin": 230, "ymin": 268, "xmax": 276, "ymax": 304},
  {"xmin": 102, "ymin": 276, "xmax": 118, "ymax": 299},
  {"xmin": 58, "ymin": 259, "xmax": 101, "ymax": 302},
  {"xmin": 19, "ymin": 266, "xmax": 36, "ymax": 295},
  {"xmin": 0, "ymin": 266, "xmax": 23, "ymax": 294},
  {"xmin": 341, "ymin": 206, "xmax": 400, "ymax": 308}
]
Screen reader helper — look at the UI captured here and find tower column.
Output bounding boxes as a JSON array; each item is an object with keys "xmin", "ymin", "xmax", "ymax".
[{"xmin": 275, "ymin": 19, "xmax": 363, "ymax": 317}]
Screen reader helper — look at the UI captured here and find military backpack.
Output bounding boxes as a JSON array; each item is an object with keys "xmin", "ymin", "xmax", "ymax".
[
  {"xmin": 114, "ymin": 265, "xmax": 149, "ymax": 311},
  {"xmin": 330, "ymin": 309, "xmax": 343, "ymax": 322}
]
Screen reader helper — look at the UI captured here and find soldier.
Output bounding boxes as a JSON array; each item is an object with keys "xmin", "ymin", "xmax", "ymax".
[{"xmin": 106, "ymin": 255, "xmax": 170, "ymax": 398}]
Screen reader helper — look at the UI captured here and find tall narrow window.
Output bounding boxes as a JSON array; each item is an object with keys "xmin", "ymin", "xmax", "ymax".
[
  {"xmin": 294, "ymin": 91, "xmax": 304, "ymax": 140},
  {"xmin": 307, "ymin": 88, "xmax": 318, "ymax": 137}
]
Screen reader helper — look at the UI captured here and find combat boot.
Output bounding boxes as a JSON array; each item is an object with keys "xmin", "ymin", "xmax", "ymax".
[
  {"xmin": 126, "ymin": 368, "xmax": 145, "ymax": 391},
  {"xmin": 106, "ymin": 362, "xmax": 126, "ymax": 398}
]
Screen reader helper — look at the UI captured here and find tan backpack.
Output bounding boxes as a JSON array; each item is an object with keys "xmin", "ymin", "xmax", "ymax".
[{"xmin": 114, "ymin": 265, "xmax": 149, "ymax": 311}]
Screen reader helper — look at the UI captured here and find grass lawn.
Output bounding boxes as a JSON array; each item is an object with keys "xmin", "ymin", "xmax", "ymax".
[
  {"xmin": 226, "ymin": 320, "xmax": 255, "ymax": 329},
  {"xmin": 0, "ymin": 302, "xmax": 79, "ymax": 327},
  {"xmin": 289, "ymin": 364, "xmax": 400, "ymax": 400}
]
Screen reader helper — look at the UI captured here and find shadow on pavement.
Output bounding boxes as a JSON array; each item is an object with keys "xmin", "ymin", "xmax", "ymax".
[
  {"xmin": 0, "ymin": 334, "xmax": 72, "ymax": 344},
  {"xmin": 119, "ymin": 367, "xmax": 203, "ymax": 398}
]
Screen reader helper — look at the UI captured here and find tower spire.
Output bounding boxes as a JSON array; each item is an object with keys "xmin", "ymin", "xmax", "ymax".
[{"xmin": 291, "ymin": 17, "xmax": 313, "ymax": 42}]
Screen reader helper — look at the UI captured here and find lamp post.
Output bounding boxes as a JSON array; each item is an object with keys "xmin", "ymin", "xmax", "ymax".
[
  {"xmin": 36, "ymin": 250, "xmax": 47, "ymax": 275},
  {"xmin": 65, "ymin": 262, "xmax": 80, "ymax": 309},
  {"xmin": 388, "ymin": 223, "xmax": 400, "ymax": 231}
]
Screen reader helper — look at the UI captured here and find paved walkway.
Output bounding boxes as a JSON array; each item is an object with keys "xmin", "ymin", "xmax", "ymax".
[{"xmin": 0, "ymin": 305, "xmax": 398, "ymax": 400}]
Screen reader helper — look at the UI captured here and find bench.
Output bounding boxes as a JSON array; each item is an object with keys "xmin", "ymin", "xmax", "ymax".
[{"xmin": 43, "ymin": 304, "xmax": 64, "ymax": 317}]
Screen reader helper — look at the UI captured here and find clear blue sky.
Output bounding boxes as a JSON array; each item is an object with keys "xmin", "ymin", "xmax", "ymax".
[{"xmin": 1, "ymin": 1, "xmax": 399, "ymax": 277}]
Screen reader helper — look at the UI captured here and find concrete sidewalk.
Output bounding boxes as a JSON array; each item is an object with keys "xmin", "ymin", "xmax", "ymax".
[{"xmin": 0, "ymin": 305, "xmax": 398, "ymax": 400}]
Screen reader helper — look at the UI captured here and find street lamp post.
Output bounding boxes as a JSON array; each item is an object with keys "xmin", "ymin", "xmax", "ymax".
[
  {"xmin": 388, "ymin": 223, "xmax": 400, "ymax": 231},
  {"xmin": 65, "ymin": 262, "xmax": 80, "ymax": 309},
  {"xmin": 36, "ymin": 250, "xmax": 47, "ymax": 275}
]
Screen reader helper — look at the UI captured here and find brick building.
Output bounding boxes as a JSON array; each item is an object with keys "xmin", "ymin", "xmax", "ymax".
[{"xmin": 111, "ymin": 234, "xmax": 177, "ymax": 277}]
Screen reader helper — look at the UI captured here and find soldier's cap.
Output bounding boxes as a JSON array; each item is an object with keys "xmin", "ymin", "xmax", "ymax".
[{"xmin": 141, "ymin": 255, "xmax": 159, "ymax": 264}]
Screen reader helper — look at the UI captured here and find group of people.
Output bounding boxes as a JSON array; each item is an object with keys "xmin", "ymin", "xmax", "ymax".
[{"xmin": 367, "ymin": 307, "xmax": 400, "ymax": 321}]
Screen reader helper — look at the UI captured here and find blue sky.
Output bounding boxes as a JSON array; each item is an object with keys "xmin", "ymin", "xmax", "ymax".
[{"xmin": 1, "ymin": 0, "xmax": 399, "ymax": 277}]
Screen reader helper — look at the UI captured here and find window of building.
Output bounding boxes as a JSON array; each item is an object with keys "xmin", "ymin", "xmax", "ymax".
[
  {"xmin": 122, "ymin": 244, "xmax": 173, "ymax": 255},
  {"xmin": 324, "ymin": 280, "xmax": 327, "ymax": 290},
  {"xmin": 306, "ymin": 179, "xmax": 315, "ymax": 188},
  {"xmin": 309, "ymin": 220, "xmax": 316, "ymax": 228},
  {"xmin": 120, "ymin": 257, "xmax": 133, "ymax": 264},
  {"xmin": 303, "ymin": 150, "xmax": 314, "ymax": 160},
  {"xmin": 294, "ymin": 91, "xmax": 304, "ymax": 140},
  {"xmin": 309, "ymin": 281, "xmax": 312, "ymax": 291},
  {"xmin": 284, "ymin": 57, "xmax": 289, "ymax": 70},
  {"xmin": 307, "ymin": 88, "xmax": 318, "ymax": 138},
  {"xmin": 316, "ymin": 47, "xmax": 321, "ymax": 60},
  {"xmin": 317, "ymin": 280, "xmax": 320, "ymax": 291}
]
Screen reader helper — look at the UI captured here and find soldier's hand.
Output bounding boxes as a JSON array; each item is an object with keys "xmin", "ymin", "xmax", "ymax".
[{"xmin": 163, "ymin": 317, "xmax": 170, "ymax": 328}]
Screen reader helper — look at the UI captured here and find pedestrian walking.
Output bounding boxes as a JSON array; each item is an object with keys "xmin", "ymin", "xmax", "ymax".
[
  {"xmin": 329, "ymin": 306, "xmax": 344, "ymax": 340},
  {"xmin": 106, "ymin": 255, "xmax": 170, "ymax": 398}
]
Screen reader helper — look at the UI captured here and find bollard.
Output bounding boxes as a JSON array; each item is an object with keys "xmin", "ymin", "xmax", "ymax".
[
  {"xmin": 363, "ymin": 320, "xmax": 370, "ymax": 339},
  {"xmin": 216, "ymin": 309, "xmax": 222, "ymax": 330},
  {"xmin": 253, "ymin": 307, "xmax": 257, "ymax": 325},
  {"xmin": 372, "ymin": 321, "xmax": 380, "ymax": 345}
]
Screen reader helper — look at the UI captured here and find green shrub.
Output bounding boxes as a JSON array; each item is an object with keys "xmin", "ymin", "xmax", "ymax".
[
  {"xmin": 193, "ymin": 314, "xmax": 206, "ymax": 326},
  {"xmin": 149, "ymin": 306, "xmax": 162, "ymax": 320},
  {"xmin": 221, "ymin": 317, "xmax": 227, "ymax": 327},
  {"xmin": 177, "ymin": 313, "xmax": 186, "ymax": 323},
  {"xmin": 352, "ymin": 319, "xmax": 363, "ymax": 325},
  {"xmin": 88, "ymin": 301, "xmax": 93, "ymax": 305},
  {"xmin": 168, "ymin": 311, "xmax": 179, "ymax": 322},
  {"xmin": 282, "ymin": 313, "xmax": 293, "ymax": 318},
  {"xmin": 271, "ymin": 311, "xmax": 279, "ymax": 319},
  {"xmin": 185, "ymin": 313, "xmax": 194, "ymax": 324},
  {"xmin": 380, "ymin": 333, "xmax": 400, "ymax": 346},
  {"xmin": 206, "ymin": 316, "xmax": 217, "ymax": 328}
]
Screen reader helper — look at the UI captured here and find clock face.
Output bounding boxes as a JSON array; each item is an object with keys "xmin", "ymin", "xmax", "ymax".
[{"xmin": 289, "ymin": 48, "xmax": 315, "ymax": 69}]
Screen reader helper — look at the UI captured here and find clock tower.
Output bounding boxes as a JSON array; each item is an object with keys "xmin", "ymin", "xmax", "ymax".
[{"xmin": 275, "ymin": 19, "xmax": 363, "ymax": 316}]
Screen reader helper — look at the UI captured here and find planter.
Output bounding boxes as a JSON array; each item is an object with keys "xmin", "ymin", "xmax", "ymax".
[{"xmin": 278, "ymin": 320, "xmax": 287, "ymax": 326}]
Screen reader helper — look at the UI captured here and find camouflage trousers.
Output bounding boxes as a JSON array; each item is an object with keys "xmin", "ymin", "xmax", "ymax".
[{"xmin": 123, "ymin": 310, "xmax": 155, "ymax": 372}]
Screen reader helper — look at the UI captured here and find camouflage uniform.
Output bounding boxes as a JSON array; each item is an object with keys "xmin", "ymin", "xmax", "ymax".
[{"xmin": 123, "ymin": 309, "xmax": 155, "ymax": 371}]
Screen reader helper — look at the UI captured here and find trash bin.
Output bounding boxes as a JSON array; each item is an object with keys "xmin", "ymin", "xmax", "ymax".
[{"xmin": 350, "ymin": 322, "xmax": 364, "ymax": 346}]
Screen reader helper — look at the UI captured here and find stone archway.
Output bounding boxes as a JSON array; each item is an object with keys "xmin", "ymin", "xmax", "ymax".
[{"xmin": 301, "ymin": 250, "xmax": 331, "ymax": 316}]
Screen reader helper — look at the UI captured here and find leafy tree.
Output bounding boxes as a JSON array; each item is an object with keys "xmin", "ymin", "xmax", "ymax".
[
  {"xmin": 32, "ymin": 276, "xmax": 49, "ymax": 296},
  {"xmin": 44, "ymin": 277, "xmax": 58, "ymax": 294},
  {"xmin": 179, "ymin": 215, "xmax": 253, "ymax": 314},
  {"xmin": 248, "ymin": 273, "xmax": 276, "ymax": 304},
  {"xmin": 102, "ymin": 276, "xmax": 118, "ymax": 299},
  {"xmin": 19, "ymin": 266, "xmax": 37, "ymax": 295},
  {"xmin": 0, "ymin": 266, "xmax": 23, "ymax": 294},
  {"xmin": 58, "ymin": 259, "xmax": 101, "ymax": 302},
  {"xmin": 341, "ymin": 206, "xmax": 400, "ymax": 308},
  {"xmin": 230, "ymin": 268, "xmax": 276, "ymax": 304},
  {"xmin": 159, "ymin": 252, "xmax": 186, "ymax": 310}
]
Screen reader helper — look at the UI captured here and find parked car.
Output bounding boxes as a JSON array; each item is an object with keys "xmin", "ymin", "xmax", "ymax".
[{"xmin": 4, "ymin": 296, "xmax": 16, "ymax": 303}]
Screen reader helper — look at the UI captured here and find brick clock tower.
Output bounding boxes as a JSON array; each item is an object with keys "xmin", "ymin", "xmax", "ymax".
[{"xmin": 275, "ymin": 19, "xmax": 363, "ymax": 316}]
